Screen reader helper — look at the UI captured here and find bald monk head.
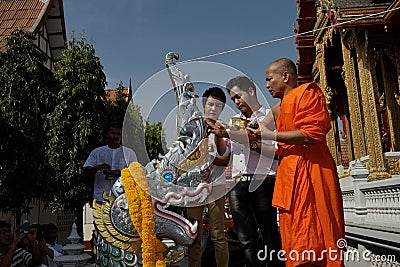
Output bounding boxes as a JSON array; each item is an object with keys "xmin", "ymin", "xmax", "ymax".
[{"xmin": 265, "ymin": 58, "xmax": 298, "ymax": 99}]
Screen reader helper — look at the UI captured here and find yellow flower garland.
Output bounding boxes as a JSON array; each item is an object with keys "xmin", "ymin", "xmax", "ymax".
[{"xmin": 122, "ymin": 162, "xmax": 167, "ymax": 267}]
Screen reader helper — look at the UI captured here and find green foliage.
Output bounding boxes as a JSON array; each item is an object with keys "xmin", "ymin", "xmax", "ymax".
[
  {"xmin": 0, "ymin": 30, "xmax": 167, "ymax": 219},
  {"xmin": 46, "ymin": 33, "xmax": 108, "ymax": 212},
  {"xmin": 144, "ymin": 121, "xmax": 167, "ymax": 161},
  {"xmin": 0, "ymin": 29, "xmax": 56, "ymax": 223},
  {"xmin": 121, "ymin": 102, "xmax": 148, "ymax": 164}
]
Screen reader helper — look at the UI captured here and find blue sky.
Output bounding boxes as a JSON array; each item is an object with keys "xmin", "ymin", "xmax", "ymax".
[{"xmin": 63, "ymin": 1, "xmax": 299, "ymax": 144}]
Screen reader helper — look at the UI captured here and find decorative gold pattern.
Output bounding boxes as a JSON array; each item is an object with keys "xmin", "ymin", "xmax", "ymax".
[
  {"xmin": 355, "ymin": 30, "xmax": 390, "ymax": 180},
  {"xmin": 338, "ymin": 167, "xmax": 351, "ymax": 179},
  {"xmin": 177, "ymin": 138, "xmax": 209, "ymax": 174},
  {"xmin": 386, "ymin": 159, "xmax": 400, "ymax": 175},
  {"xmin": 341, "ymin": 29, "xmax": 367, "ymax": 159},
  {"xmin": 315, "ymin": 42, "xmax": 340, "ymax": 163},
  {"xmin": 305, "ymin": 2, "xmax": 399, "ymax": 181},
  {"xmin": 92, "ymin": 196, "xmax": 142, "ymax": 253}
]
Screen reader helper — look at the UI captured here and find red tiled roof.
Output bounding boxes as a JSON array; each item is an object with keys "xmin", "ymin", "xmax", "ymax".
[
  {"xmin": 105, "ymin": 88, "xmax": 130, "ymax": 102},
  {"xmin": 0, "ymin": 0, "xmax": 48, "ymax": 49}
]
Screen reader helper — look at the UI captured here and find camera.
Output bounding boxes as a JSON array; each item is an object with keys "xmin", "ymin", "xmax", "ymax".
[{"xmin": 21, "ymin": 220, "xmax": 30, "ymax": 234}]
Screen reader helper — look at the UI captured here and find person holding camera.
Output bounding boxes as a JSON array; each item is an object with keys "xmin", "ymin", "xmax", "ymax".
[
  {"xmin": 83, "ymin": 124, "xmax": 137, "ymax": 203},
  {"xmin": 0, "ymin": 221, "xmax": 33, "ymax": 267},
  {"xmin": 23, "ymin": 223, "xmax": 61, "ymax": 267}
]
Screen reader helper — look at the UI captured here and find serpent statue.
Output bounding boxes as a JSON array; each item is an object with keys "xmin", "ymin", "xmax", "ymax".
[{"xmin": 93, "ymin": 52, "xmax": 215, "ymax": 266}]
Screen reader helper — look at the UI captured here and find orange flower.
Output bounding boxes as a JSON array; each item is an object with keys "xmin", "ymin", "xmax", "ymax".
[{"xmin": 122, "ymin": 162, "xmax": 167, "ymax": 267}]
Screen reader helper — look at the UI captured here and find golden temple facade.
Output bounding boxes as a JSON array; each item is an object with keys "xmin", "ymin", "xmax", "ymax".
[{"xmin": 296, "ymin": 0, "xmax": 400, "ymax": 179}]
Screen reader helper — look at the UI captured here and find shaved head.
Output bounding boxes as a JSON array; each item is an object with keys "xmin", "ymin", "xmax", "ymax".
[
  {"xmin": 268, "ymin": 58, "xmax": 297, "ymax": 76},
  {"xmin": 265, "ymin": 58, "xmax": 298, "ymax": 99}
]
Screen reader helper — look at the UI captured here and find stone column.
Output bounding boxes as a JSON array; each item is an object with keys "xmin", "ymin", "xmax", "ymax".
[{"xmin": 350, "ymin": 160, "xmax": 369, "ymax": 224}]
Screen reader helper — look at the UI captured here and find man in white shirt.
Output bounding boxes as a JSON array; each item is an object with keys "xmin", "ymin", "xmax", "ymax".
[
  {"xmin": 83, "ymin": 125, "xmax": 137, "ymax": 203},
  {"xmin": 206, "ymin": 76, "xmax": 284, "ymax": 267},
  {"xmin": 43, "ymin": 223, "xmax": 63, "ymax": 267}
]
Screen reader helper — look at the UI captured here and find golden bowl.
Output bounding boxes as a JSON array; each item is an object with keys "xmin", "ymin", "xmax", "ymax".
[{"xmin": 231, "ymin": 117, "xmax": 249, "ymax": 130}]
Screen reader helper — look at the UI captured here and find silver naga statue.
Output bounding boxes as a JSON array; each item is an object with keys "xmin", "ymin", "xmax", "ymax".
[{"xmin": 93, "ymin": 52, "xmax": 214, "ymax": 266}]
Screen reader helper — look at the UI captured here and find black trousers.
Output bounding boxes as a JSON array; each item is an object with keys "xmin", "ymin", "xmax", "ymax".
[{"xmin": 229, "ymin": 178, "xmax": 285, "ymax": 267}]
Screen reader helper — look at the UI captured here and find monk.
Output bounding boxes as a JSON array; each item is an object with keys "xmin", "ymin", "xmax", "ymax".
[{"xmin": 247, "ymin": 58, "xmax": 345, "ymax": 267}]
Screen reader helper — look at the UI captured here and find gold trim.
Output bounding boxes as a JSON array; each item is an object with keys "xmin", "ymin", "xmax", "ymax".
[
  {"xmin": 356, "ymin": 30, "xmax": 390, "ymax": 180},
  {"xmin": 341, "ymin": 29, "xmax": 367, "ymax": 159},
  {"xmin": 93, "ymin": 198, "xmax": 142, "ymax": 252},
  {"xmin": 386, "ymin": 159, "xmax": 400, "ymax": 175}
]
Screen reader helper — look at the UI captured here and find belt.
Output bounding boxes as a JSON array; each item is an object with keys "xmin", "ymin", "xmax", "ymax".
[{"xmin": 236, "ymin": 174, "xmax": 275, "ymax": 182}]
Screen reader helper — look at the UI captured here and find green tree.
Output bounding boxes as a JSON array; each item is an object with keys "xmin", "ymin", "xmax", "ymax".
[
  {"xmin": 145, "ymin": 121, "xmax": 167, "ymax": 160},
  {"xmin": 45, "ymin": 33, "xmax": 108, "ymax": 212},
  {"xmin": 121, "ymin": 102, "xmax": 148, "ymax": 164},
  {"xmin": 0, "ymin": 29, "xmax": 56, "ymax": 224}
]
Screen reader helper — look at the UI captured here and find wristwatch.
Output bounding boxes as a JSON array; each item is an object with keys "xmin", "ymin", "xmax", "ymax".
[{"xmin": 250, "ymin": 141, "xmax": 258, "ymax": 150}]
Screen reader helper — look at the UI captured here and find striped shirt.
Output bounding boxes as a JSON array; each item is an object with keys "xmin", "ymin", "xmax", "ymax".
[{"xmin": 0, "ymin": 247, "xmax": 32, "ymax": 267}]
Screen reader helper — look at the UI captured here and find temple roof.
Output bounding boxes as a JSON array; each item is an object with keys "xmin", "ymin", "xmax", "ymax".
[{"xmin": 334, "ymin": 0, "xmax": 392, "ymax": 9}]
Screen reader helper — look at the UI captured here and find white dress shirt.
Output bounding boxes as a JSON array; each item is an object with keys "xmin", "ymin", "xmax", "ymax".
[
  {"xmin": 230, "ymin": 106, "xmax": 277, "ymax": 178},
  {"xmin": 84, "ymin": 145, "xmax": 137, "ymax": 201}
]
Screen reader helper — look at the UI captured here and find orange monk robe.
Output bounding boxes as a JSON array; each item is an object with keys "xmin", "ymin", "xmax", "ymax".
[{"xmin": 273, "ymin": 82, "xmax": 345, "ymax": 267}]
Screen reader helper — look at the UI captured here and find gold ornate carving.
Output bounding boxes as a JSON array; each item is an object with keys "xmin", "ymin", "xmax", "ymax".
[
  {"xmin": 315, "ymin": 43, "xmax": 340, "ymax": 163},
  {"xmin": 340, "ymin": 30, "xmax": 367, "ymax": 159},
  {"xmin": 338, "ymin": 167, "xmax": 351, "ymax": 178},
  {"xmin": 93, "ymin": 196, "xmax": 142, "ymax": 253},
  {"xmin": 355, "ymin": 30, "xmax": 390, "ymax": 180},
  {"xmin": 386, "ymin": 159, "xmax": 400, "ymax": 175}
]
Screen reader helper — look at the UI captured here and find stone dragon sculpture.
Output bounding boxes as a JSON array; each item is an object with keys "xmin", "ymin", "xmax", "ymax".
[{"xmin": 93, "ymin": 52, "xmax": 215, "ymax": 266}]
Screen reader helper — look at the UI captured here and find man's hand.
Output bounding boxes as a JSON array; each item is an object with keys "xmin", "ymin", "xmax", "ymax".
[
  {"xmin": 204, "ymin": 118, "xmax": 229, "ymax": 138},
  {"xmin": 103, "ymin": 169, "xmax": 121, "ymax": 178},
  {"xmin": 96, "ymin": 163, "xmax": 111, "ymax": 171},
  {"xmin": 83, "ymin": 163, "xmax": 111, "ymax": 178},
  {"xmin": 246, "ymin": 121, "xmax": 276, "ymax": 141},
  {"xmin": 12, "ymin": 228, "xmax": 26, "ymax": 246}
]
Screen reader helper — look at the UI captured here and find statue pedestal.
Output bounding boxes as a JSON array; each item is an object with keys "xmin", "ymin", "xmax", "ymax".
[{"xmin": 55, "ymin": 223, "xmax": 92, "ymax": 266}]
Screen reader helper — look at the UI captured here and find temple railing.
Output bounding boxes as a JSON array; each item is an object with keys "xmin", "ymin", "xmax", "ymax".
[
  {"xmin": 361, "ymin": 179, "xmax": 400, "ymax": 228},
  {"xmin": 338, "ymin": 153, "xmax": 400, "ymax": 266},
  {"xmin": 342, "ymin": 187, "xmax": 355, "ymax": 221}
]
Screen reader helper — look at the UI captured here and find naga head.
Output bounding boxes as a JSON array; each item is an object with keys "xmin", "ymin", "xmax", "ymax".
[{"xmin": 143, "ymin": 52, "xmax": 214, "ymax": 208}]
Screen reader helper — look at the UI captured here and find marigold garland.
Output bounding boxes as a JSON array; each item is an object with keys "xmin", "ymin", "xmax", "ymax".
[{"xmin": 122, "ymin": 162, "xmax": 167, "ymax": 267}]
